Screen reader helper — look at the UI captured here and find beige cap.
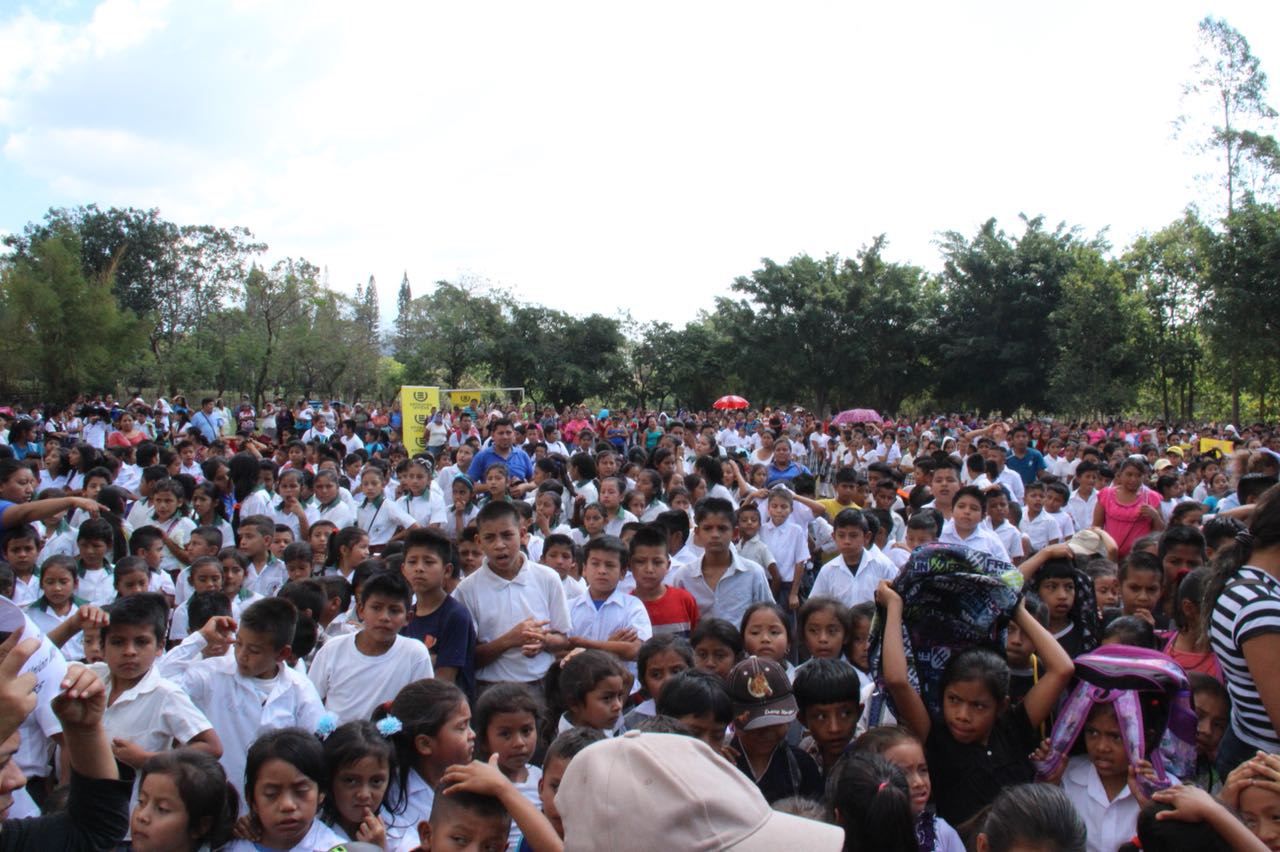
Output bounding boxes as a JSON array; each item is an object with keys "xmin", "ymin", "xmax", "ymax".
[
  {"xmin": 1067, "ymin": 528, "xmax": 1108, "ymax": 558},
  {"xmin": 559, "ymin": 731, "xmax": 844, "ymax": 851}
]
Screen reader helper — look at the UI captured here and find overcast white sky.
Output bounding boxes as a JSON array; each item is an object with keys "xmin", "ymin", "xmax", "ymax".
[{"xmin": 2, "ymin": 0, "xmax": 1278, "ymax": 324}]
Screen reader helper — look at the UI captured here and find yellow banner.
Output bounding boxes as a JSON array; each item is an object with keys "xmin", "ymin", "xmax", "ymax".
[
  {"xmin": 1199, "ymin": 437, "xmax": 1235, "ymax": 458},
  {"xmin": 399, "ymin": 386, "xmax": 441, "ymax": 455},
  {"xmin": 448, "ymin": 391, "xmax": 483, "ymax": 413}
]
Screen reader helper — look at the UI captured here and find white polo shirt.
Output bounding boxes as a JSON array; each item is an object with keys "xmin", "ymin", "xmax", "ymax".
[
  {"xmin": 759, "ymin": 517, "xmax": 810, "ymax": 583},
  {"xmin": 90, "ymin": 662, "xmax": 212, "ymax": 754},
  {"xmin": 567, "ymin": 587, "xmax": 653, "ymax": 677},
  {"xmin": 1061, "ymin": 754, "xmax": 1174, "ymax": 852},
  {"xmin": 356, "ymin": 497, "xmax": 417, "ymax": 546},
  {"xmin": 308, "ymin": 497, "xmax": 356, "ymax": 530},
  {"xmin": 454, "ymin": 556, "xmax": 572, "ymax": 683},
  {"xmin": 938, "ymin": 520, "xmax": 1012, "ymax": 563},
  {"xmin": 401, "ymin": 493, "xmax": 447, "ymax": 528},
  {"xmin": 307, "ymin": 633, "xmax": 435, "ymax": 723},
  {"xmin": 809, "ymin": 549, "xmax": 898, "ymax": 608}
]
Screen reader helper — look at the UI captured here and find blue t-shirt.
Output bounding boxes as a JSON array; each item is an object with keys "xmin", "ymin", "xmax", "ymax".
[
  {"xmin": 401, "ymin": 594, "xmax": 477, "ymax": 701},
  {"xmin": 1005, "ymin": 448, "xmax": 1047, "ymax": 486},
  {"xmin": 468, "ymin": 445, "xmax": 534, "ymax": 483}
]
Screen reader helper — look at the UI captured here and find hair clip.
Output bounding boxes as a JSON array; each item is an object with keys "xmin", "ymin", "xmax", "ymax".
[
  {"xmin": 376, "ymin": 715, "xmax": 403, "ymax": 737},
  {"xmin": 315, "ymin": 712, "xmax": 339, "ymax": 740}
]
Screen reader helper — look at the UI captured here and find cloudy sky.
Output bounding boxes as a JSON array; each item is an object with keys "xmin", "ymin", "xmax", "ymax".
[{"xmin": 2, "ymin": 0, "xmax": 1278, "ymax": 324}]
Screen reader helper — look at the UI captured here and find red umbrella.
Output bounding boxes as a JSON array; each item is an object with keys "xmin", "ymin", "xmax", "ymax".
[{"xmin": 713, "ymin": 395, "xmax": 749, "ymax": 410}]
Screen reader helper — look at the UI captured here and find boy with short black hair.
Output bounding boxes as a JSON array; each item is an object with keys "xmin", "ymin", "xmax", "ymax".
[
  {"xmin": 400, "ymin": 527, "xmax": 475, "ymax": 696},
  {"xmin": 128, "ymin": 525, "xmax": 176, "ymax": 604},
  {"xmin": 75, "ymin": 518, "xmax": 116, "ymax": 606},
  {"xmin": 1068, "ymin": 460, "xmax": 1100, "ymax": 532},
  {"xmin": 238, "ymin": 514, "xmax": 285, "ymax": 597},
  {"xmin": 175, "ymin": 526, "xmax": 224, "ymax": 604},
  {"xmin": 1043, "ymin": 480, "xmax": 1075, "ymax": 541},
  {"xmin": 1018, "ymin": 481, "xmax": 1061, "ymax": 553},
  {"xmin": 630, "ymin": 525, "xmax": 699, "ymax": 638},
  {"xmin": 567, "ymin": 536, "xmax": 652, "ymax": 671},
  {"xmin": 810, "ymin": 509, "xmax": 896, "ymax": 608},
  {"xmin": 454, "ymin": 501, "xmax": 572, "ymax": 689},
  {"xmin": 938, "ymin": 485, "xmax": 1012, "ymax": 561},
  {"xmin": 3, "ymin": 525, "xmax": 41, "ymax": 605},
  {"xmin": 734, "ymin": 503, "xmax": 779, "ymax": 594},
  {"xmin": 668, "ymin": 498, "xmax": 771, "ymax": 628},
  {"xmin": 793, "ymin": 657, "xmax": 862, "ymax": 776},
  {"xmin": 167, "ymin": 556, "xmax": 225, "ymax": 646},
  {"xmin": 159, "ymin": 596, "xmax": 325, "ymax": 800},
  {"xmin": 282, "ymin": 541, "xmax": 313, "ymax": 583},
  {"xmin": 540, "ymin": 532, "xmax": 586, "ymax": 600},
  {"xmin": 981, "ymin": 487, "xmax": 1025, "ymax": 565}
]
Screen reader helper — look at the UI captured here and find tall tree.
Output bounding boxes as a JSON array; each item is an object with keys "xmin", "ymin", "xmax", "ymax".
[
  {"xmin": 363, "ymin": 275, "xmax": 380, "ymax": 341},
  {"xmin": 1181, "ymin": 17, "xmax": 1278, "ymax": 216},
  {"xmin": 240, "ymin": 258, "xmax": 317, "ymax": 407},
  {"xmin": 399, "ymin": 280, "xmax": 503, "ymax": 388},
  {"xmin": 395, "ymin": 272, "xmax": 413, "ymax": 358}
]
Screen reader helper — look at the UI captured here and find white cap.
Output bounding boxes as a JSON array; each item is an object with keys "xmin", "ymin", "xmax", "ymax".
[{"xmin": 559, "ymin": 731, "xmax": 844, "ymax": 851}]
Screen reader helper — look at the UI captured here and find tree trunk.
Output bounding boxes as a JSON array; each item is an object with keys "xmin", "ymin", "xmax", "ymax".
[{"xmin": 1232, "ymin": 362, "xmax": 1241, "ymax": 425}]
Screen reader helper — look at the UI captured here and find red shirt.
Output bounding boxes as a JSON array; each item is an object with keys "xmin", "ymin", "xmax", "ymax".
[{"xmin": 634, "ymin": 586, "xmax": 699, "ymax": 638}]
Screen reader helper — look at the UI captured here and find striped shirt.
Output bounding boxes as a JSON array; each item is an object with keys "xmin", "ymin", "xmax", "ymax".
[{"xmin": 1209, "ymin": 566, "xmax": 1280, "ymax": 751}]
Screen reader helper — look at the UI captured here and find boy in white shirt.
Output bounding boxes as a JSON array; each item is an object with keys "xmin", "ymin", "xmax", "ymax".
[
  {"xmin": 980, "ymin": 488, "xmax": 1025, "ymax": 565},
  {"xmin": 454, "ymin": 501, "xmax": 572, "ymax": 690},
  {"xmin": 758, "ymin": 487, "xmax": 810, "ymax": 611},
  {"xmin": 239, "ymin": 514, "xmax": 287, "ymax": 597},
  {"xmin": 1018, "ymin": 482, "xmax": 1062, "ymax": 554},
  {"xmin": 564, "ymin": 536, "xmax": 653, "ymax": 679},
  {"xmin": 1067, "ymin": 461, "xmax": 1101, "ymax": 533},
  {"xmin": 810, "ymin": 509, "xmax": 897, "ymax": 608},
  {"xmin": 307, "ymin": 570, "xmax": 434, "ymax": 723},
  {"xmin": 939, "ymin": 486, "xmax": 1012, "ymax": 562},
  {"xmin": 1043, "ymin": 481, "xmax": 1076, "ymax": 541},
  {"xmin": 4, "ymin": 526, "xmax": 42, "ymax": 605},
  {"xmin": 75, "ymin": 519, "xmax": 116, "ymax": 607},
  {"xmin": 158, "ymin": 597, "xmax": 325, "ymax": 804}
]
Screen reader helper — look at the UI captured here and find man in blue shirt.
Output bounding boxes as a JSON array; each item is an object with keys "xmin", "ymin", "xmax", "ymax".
[
  {"xmin": 186, "ymin": 398, "xmax": 222, "ymax": 443},
  {"xmin": 764, "ymin": 441, "xmax": 811, "ymax": 487},
  {"xmin": 1005, "ymin": 425, "xmax": 1047, "ymax": 486},
  {"xmin": 466, "ymin": 417, "xmax": 533, "ymax": 492}
]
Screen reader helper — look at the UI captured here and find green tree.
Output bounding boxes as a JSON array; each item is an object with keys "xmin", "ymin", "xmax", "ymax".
[
  {"xmin": 399, "ymin": 280, "xmax": 503, "ymax": 388},
  {"xmin": 394, "ymin": 272, "xmax": 412, "ymax": 359},
  {"xmin": 241, "ymin": 258, "xmax": 318, "ymax": 407},
  {"xmin": 0, "ymin": 226, "xmax": 146, "ymax": 399}
]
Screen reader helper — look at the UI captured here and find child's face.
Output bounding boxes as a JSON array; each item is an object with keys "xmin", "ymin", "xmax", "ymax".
[
  {"xmin": 308, "ymin": 525, "xmax": 333, "ymax": 555},
  {"xmin": 736, "ymin": 511, "xmax": 760, "ymax": 539},
  {"xmin": 1039, "ymin": 577, "xmax": 1076, "ymax": 623},
  {"xmin": 82, "ymin": 626, "xmax": 104, "ymax": 663},
  {"xmin": 78, "ymin": 538, "xmax": 109, "ymax": 567},
  {"xmin": 766, "ymin": 497, "xmax": 791, "ymax": 526},
  {"xmin": 852, "ymin": 482, "xmax": 869, "ymax": 507},
  {"xmin": 1121, "ymin": 569, "xmax": 1162, "ymax": 615},
  {"xmin": 799, "ymin": 701, "xmax": 859, "ymax": 759},
  {"xmin": 402, "ymin": 546, "xmax": 447, "ymax": 594},
  {"xmin": 1193, "ymin": 689, "xmax": 1229, "ymax": 760},
  {"xmin": 873, "ymin": 486, "xmax": 896, "ymax": 510},
  {"xmin": 905, "ymin": 527, "xmax": 935, "ymax": 551},
  {"xmin": 476, "ymin": 517, "xmax": 521, "ymax": 575},
  {"xmin": 941, "ymin": 679, "xmax": 1000, "ymax": 745},
  {"xmin": 288, "ymin": 446, "xmax": 305, "ymax": 467},
  {"xmin": 259, "ymin": 470, "xmax": 276, "ymax": 492},
  {"xmin": 331, "ymin": 755, "xmax": 389, "ymax": 834},
  {"xmin": 540, "ymin": 544, "xmax": 574, "ymax": 579},
  {"xmin": 834, "ymin": 525, "xmax": 866, "ymax": 561},
  {"xmin": 694, "ymin": 638, "xmax": 737, "ymax": 680},
  {"xmin": 150, "ymin": 490, "xmax": 178, "ymax": 520},
  {"xmin": 1162, "ymin": 544, "xmax": 1203, "ymax": 587},
  {"xmin": 340, "ymin": 536, "xmax": 370, "ymax": 567},
  {"xmin": 537, "ymin": 756, "xmax": 570, "ymax": 837},
  {"xmin": 847, "ymin": 616, "xmax": 871, "ymax": 670},
  {"xmin": 625, "ymin": 491, "xmax": 646, "ymax": 517},
  {"xmin": 313, "ymin": 477, "xmax": 338, "ymax": 504},
  {"xmin": 485, "ymin": 468, "xmax": 509, "ymax": 496},
  {"xmin": 221, "ymin": 560, "xmax": 245, "ymax": 597},
  {"xmin": 116, "ymin": 570, "xmax": 149, "ymax": 597},
  {"xmin": 357, "ymin": 593, "xmax": 410, "ymax": 646},
  {"xmin": 422, "ymin": 701, "xmax": 476, "ymax": 770},
  {"xmin": 360, "ymin": 475, "xmax": 383, "ymax": 500},
  {"xmin": 1239, "ymin": 782, "xmax": 1280, "ymax": 849},
  {"xmin": 951, "ymin": 495, "xmax": 983, "ymax": 533},
  {"xmin": 641, "ymin": 648, "xmax": 689, "ymax": 702},
  {"xmin": 582, "ymin": 508, "xmax": 605, "ymax": 535},
  {"xmin": 457, "ymin": 541, "xmax": 484, "ymax": 575},
  {"xmin": 251, "ymin": 758, "xmax": 320, "ymax": 850},
  {"xmin": 277, "ymin": 476, "xmax": 300, "ymax": 502},
  {"xmin": 986, "ymin": 494, "xmax": 1008, "ymax": 525},
  {"xmin": 1044, "ymin": 491, "xmax": 1065, "ymax": 513},
  {"xmin": 883, "ymin": 740, "xmax": 932, "ymax": 816},
  {"xmin": 931, "ymin": 469, "xmax": 959, "ymax": 503},
  {"xmin": 742, "ymin": 608, "xmax": 789, "ymax": 664},
  {"xmin": 1083, "ymin": 704, "xmax": 1129, "ymax": 781},
  {"xmin": 583, "ymin": 550, "xmax": 622, "ymax": 598},
  {"xmin": 629, "ymin": 544, "xmax": 669, "ymax": 594},
  {"xmin": 598, "ymin": 481, "xmax": 621, "ymax": 510},
  {"xmin": 835, "ymin": 481, "xmax": 859, "ymax": 505},
  {"xmin": 192, "ymin": 563, "xmax": 224, "ymax": 593},
  {"xmin": 1078, "ymin": 470, "xmax": 1098, "ymax": 492},
  {"xmin": 130, "ymin": 771, "xmax": 193, "ymax": 852},
  {"xmin": 103, "ymin": 622, "xmax": 160, "ymax": 683},
  {"xmin": 234, "ymin": 625, "xmax": 286, "ymax": 679},
  {"xmin": 139, "ymin": 539, "xmax": 165, "ymax": 570},
  {"xmin": 573, "ymin": 675, "xmax": 626, "ymax": 731},
  {"xmin": 1093, "ymin": 575, "xmax": 1119, "ymax": 610},
  {"xmin": 286, "ymin": 560, "xmax": 311, "ymax": 583},
  {"xmin": 485, "ymin": 710, "xmax": 538, "ymax": 778},
  {"xmin": 238, "ymin": 527, "xmax": 267, "ymax": 559},
  {"xmin": 1176, "ymin": 507, "xmax": 1204, "ymax": 527},
  {"xmin": 803, "ymin": 608, "xmax": 847, "ymax": 660},
  {"xmin": 697, "ymin": 514, "xmax": 733, "ymax": 554},
  {"xmin": 1023, "ymin": 489, "xmax": 1044, "ymax": 513},
  {"xmin": 271, "ymin": 531, "xmax": 292, "ymax": 558},
  {"xmin": 1005, "ymin": 620, "xmax": 1032, "ymax": 668},
  {"xmin": 676, "ymin": 711, "xmax": 726, "ymax": 751},
  {"xmin": 3, "ymin": 539, "xmax": 37, "ymax": 574},
  {"xmin": 737, "ymin": 722, "xmax": 788, "ymax": 758},
  {"xmin": 402, "ymin": 465, "xmax": 429, "ymax": 495}
]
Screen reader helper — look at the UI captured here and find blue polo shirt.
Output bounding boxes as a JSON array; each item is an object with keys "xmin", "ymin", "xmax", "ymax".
[
  {"xmin": 467, "ymin": 445, "xmax": 534, "ymax": 483},
  {"xmin": 1005, "ymin": 448, "xmax": 1047, "ymax": 486},
  {"xmin": 764, "ymin": 461, "xmax": 811, "ymax": 487}
]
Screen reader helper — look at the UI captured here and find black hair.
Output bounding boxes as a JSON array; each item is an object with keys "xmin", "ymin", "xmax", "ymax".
[
  {"xmin": 1158, "ymin": 524, "xmax": 1206, "ymax": 562},
  {"xmin": 475, "ymin": 499, "xmax": 520, "ymax": 529},
  {"xmin": 359, "ymin": 569, "xmax": 412, "ymax": 608},
  {"xmin": 627, "ymin": 524, "xmax": 668, "ymax": 555},
  {"xmin": 689, "ymin": 616, "xmax": 743, "ymax": 658},
  {"xmin": 243, "ymin": 728, "xmax": 325, "ymax": 809},
  {"xmin": 853, "ymin": 724, "xmax": 922, "ymax": 756},
  {"xmin": 139, "ymin": 749, "xmax": 239, "ymax": 850},
  {"xmin": 401, "ymin": 527, "xmax": 452, "ymax": 566},
  {"xmin": 319, "ymin": 719, "xmax": 397, "ymax": 829},
  {"xmin": 277, "ymin": 579, "xmax": 327, "ymax": 621},
  {"xmin": 111, "ymin": 556, "xmax": 149, "ymax": 591},
  {"xmin": 1174, "ymin": 567, "xmax": 1210, "ymax": 633},
  {"xmin": 1118, "ymin": 801, "xmax": 1234, "ymax": 852},
  {"xmin": 940, "ymin": 647, "xmax": 1009, "ymax": 704},
  {"xmin": 1188, "ymin": 670, "xmax": 1229, "ymax": 710},
  {"xmin": 376, "ymin": 679, "xmax": 467, "ymax": 816},
  {"xmin": 792, "ymin": 658, "xmax": 861, "ymax": 711},
  {"xmin": 473, "ymin": 683, "xmax": 544, "ymax": 757},
  {"xmin": 543, "ymin": 726, "xmax": 606, "ymax": 768},
  {"xmin": 636, "ymin": 635, "xmax": 694, "ymax": 694},
  {"xmin": 1032, "ymin": 556, "xmax": 1079, "ymax": 587},
  {"xmin": 953, "ymin": 484, "xmax": 987, "ymax": 510},
  {"xmin": 2, "ymin": 524, "xmax": 39, "ymax": 550},
  {"xmin": 654, "ymin": 509, "xmax": 691, "ymax": 539},
  {"xmin": 318, "ymin": 574, "xmax": 353, "ymax": 615},
  {"xmin": 826, "ymin": 753, "xmax": 916, "ymax": 852},
  {"xmin": 238, "ymin": 513, "xmax": 275, "ymax": 543},
  {"xmin": 129, "ymin": 525, "xmax": 164, "ymax": 558},
  {"xmin": 693, "ymin": 496, "xmax": 735, "ymax": 525},
  {"xmin": 188, "ymin": 590, "xmax": 232, "ymax": 631},
  {"xmin": 654, "ymin": 668, "xmax": 734, "ymax": 724},
  {"xmin": 849, "ymin": 600, "xmax": 875, "ymax": 629},
  {"xmin": 979, "ymin": 783, "xmax": 1086, "ymax": 852},
  {"xmin": 1118, "ymin": 550, "xmax": 1163, "ymax": 584},
  {"xmin": 542, "ymin": 532, "xmax": 574, "ymax": 555},
  {"xmin": 102, "ymin": 591, "xmax": 168, "ymax": 644},
  {"xmin": 1237, "ymin": 473, "xmax": 1279, "ymax": 504},
  {"xmin": 582, "ymin": 535, "xmax": 629, "ymax": 572},
  {"xmin": 326, "ymin": 526, "xmax": 369, "ymax": 569},
  {"xmin": 797, "ymin": 596, "xmax": 851, "ymax": 636},
  {"xmin": 543, "ymin": 649, "xmax": 627, "ymax": 738},
  {"xmin": 238, "ymin": 597, "xmax": 298, "ymax": 651},
  {"xmin": 282, "ymin": 541, "xmax": 313, "ymax": 566},
  {"xmin": 907, "ymin": 508, "xmax": 942, "ymax": 537},
  {"xmin": 1102, "ymin": 614, "xmax": 1157, "ymax": 649},
  {"xmin": 739, "ymin": 601, "xmax": 794, "ymax": 656},
  {"xmin": 833, "ymin": 508, "xmax": 870, "ymax": 533},
  {"xmin": 76, "ymin": 517, "xmax": 114, "ymax": 545}
]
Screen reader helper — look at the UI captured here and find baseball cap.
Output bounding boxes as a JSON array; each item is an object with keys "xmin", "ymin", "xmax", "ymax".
[
  {"xmin": 1066, "ymin": 528, "xmax": 1108, "ymax": 558},
  {"xmin": 558, "ymin": 731, "xmax": 844, "ymax": 852},
  {"xmin": 727, "ymin": 656, "xmax": 797, "ymax": 730},
  {"xmin": 1166, "ymin": 446, "xmax": 1184, "ymax": 458},
  {"xmin": 1154, "ymin": 459, "xmax": 1173, "ymax": 472}
]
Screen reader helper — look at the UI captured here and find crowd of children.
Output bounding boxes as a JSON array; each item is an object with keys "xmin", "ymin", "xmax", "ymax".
[{"xmin": 0, "ymin": 402, "xmax": 1279, "ymax": 850}]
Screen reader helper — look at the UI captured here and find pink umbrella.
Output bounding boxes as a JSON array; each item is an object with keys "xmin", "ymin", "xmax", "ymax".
[
  {"xmin": 713, "ymin": 395, "xmax": 749, "ymax": 410},
  {"xmin": 832, "ymin": 408, "xmax": 881, "ymax": 426}
]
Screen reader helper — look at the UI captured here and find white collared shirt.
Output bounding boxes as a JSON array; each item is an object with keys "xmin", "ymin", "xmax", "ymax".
[
  {"xmin": 90, "ymin": 662, "xmax": 212, "ymax": 753},
  {"xmin": 454, "ymin": 556, "xmax": 572, "ymax": 683},
  {"xmin": 568, "ymin": 587, "xmax": 653, "ymax": 677},
  {"xmin": 809, "ymin": 549, "xmax": 898, "ymax": 608},
  {"xmin": 981, "ymin": 518, "xmax": 1025, "ymax": 561},
  {"xmin": 668, "ymin": 551, "xmax": 771, "ymax": 628},
  {"xmin": 759, "ymin": 517, "xmax": 809, "ymax": 583},
  {"xmin": 1068, "ymin": 489, "xmax": 1098, "ymax": 533},
  {"xmin": 938, "ymin": 520, "xmax": 1012, "ymax": 563},
  {"xmin": 307, "ymin": 632, "xmax": 434, "ymax": 723},
  {"xmin": 401, "ymin": 492, "xmax": 447, "ymax": 528},
  {"xmin": 357, "ymin": 497, "xmax": 417, "ymax": 546},
  {"xmin": 308, "ymin": 497, "xmax": 356, "ymax": 530},
  {"xmin": 1061, "ymin": 754, "xmax": 1173, "ymax": 852},
  {"xmin": 604, "ymin": 509, "xmax": 639, "ymax": 537}
]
